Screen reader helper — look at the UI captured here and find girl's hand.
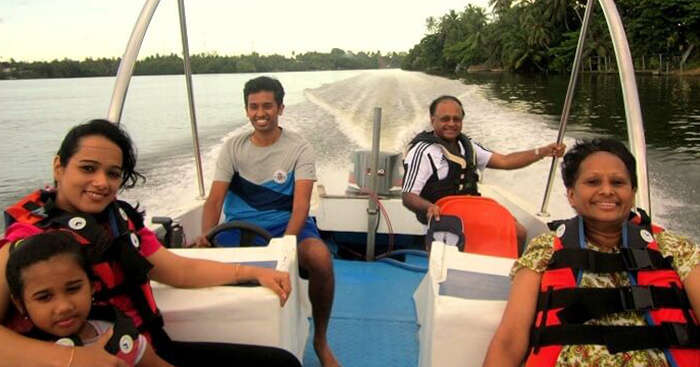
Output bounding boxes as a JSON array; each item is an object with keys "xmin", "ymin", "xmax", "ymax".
[
  {"xmin": 73, "ymin": 328, "xmax": 128, "ymax": 367},
  {"xmin": 255, "ymin": 268, "xmax": 292, "ymax": 306}
]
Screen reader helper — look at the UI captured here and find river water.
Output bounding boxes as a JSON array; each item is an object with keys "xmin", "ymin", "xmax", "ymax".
[{"xmin": 1, "ymin": 70, "xmax": 697, "ymax": 241}]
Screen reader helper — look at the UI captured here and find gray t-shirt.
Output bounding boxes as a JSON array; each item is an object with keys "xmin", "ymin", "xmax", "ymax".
[{"xmin": 214, "ymin": 128, "xmax": 316, "ymax": 226}]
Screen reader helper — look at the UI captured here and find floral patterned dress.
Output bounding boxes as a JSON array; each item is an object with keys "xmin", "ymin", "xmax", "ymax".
[{"xmin": 512, "ymin": 230, "xmax": 700, "ymax": 367}]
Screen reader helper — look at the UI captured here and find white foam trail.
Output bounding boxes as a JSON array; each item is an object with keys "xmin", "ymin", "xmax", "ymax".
[
  {"xmin": 295, "ymin": 70, "xmax": 575, "ymax": 217},
  {"xmin": 132, "ymin": 69, "xmax": 681, "ymax": 230},
  {"xmin": 303, "ymin": 88, "xmax": 371, "ymax": 149},
  {"xmin": 121, "ymin": 122, "xmax": 253, "ymax": 225}
]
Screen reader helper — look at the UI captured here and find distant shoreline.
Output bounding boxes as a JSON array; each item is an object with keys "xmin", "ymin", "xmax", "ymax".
[{"xmin": 0, "ymin": 50, "xmax": 407, "ymax": 80}]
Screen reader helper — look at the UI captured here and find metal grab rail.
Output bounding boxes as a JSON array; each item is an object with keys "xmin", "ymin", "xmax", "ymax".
[
  {"xmin": 107, "ymin": 0, "xmax": 206, "ymax": 199},
  {"xmin": 107, "ymin": 0, "xmax": 160, "ymax": 124},
  {"xmin": 539, "ymin": 0, "xmax": 651, "ymax": 218},
  {"xmin": 177, "ymin": 0, "xmax": 206, "ymax": 198},
  {"xmin": 538, "ymin": 0, "xmax": 595, "ymax": 217},
  {"xmin": 366, "ymin": 107, "xmax": 382, "ymax": 261}
]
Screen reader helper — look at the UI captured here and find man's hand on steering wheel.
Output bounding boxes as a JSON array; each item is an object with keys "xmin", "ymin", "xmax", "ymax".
[{"xmin": 193, "ymin": 234, "xmax": 212, "ymax": 247}]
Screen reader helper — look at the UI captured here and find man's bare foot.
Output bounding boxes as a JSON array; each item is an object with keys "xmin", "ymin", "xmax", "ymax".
[{"xmin": 314, "ymin": 338, "xmax": 340, "ymax": 367}]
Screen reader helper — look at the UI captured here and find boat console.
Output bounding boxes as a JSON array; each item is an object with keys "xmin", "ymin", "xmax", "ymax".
[{"xmin": 150, "ymin": 236, "xmax": 311, "ymax": 362}]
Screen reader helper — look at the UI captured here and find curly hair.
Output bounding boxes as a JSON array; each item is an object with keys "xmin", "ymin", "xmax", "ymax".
[{"xmin": 560, "ymin": 138, "xmax": 637, "ymax": 189}]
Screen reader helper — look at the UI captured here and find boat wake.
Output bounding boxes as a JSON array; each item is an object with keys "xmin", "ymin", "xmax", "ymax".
[
  {"xmin": 124, "ymin": 69, "xmax": 700, "ymax": 236},
  {"xmin": 121, "ymin": 70, "xmax": 578, "ymax": 226},
  {"xmin": 289, "ymin": 70, "xmax": 575, "ymax": 218}
]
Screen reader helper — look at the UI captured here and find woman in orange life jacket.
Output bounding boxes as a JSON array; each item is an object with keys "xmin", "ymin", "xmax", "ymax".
[
  {"xmin": 483, "ymin": 138, "xmax": 700, "ymax": 367},
  {"xmin": 0, "ymin": 119, "xmax": 300, "ymax": 367}
]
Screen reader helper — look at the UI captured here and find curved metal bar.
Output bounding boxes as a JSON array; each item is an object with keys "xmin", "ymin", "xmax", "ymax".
[
  {"xmin": 598, "ymin": 0, "xmax": 651, "ymax": 216},
  {"xmin": 538, "ymin": 0, "xmax": 596, "ymax": 217},
  {"xmin": 107, "ymin": 0, "xmax": 161, "ymax": 123},
  {"xmin": 538, "ymin": 0, "xmax": 651, "ymax": 218},
  {"xmin": 177, "ymin": 0, "xmax": 206, "ymax": 199}
]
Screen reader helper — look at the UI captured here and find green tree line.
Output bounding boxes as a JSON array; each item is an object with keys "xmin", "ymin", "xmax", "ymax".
[
  {"xmin": 1, "ymin": 49, "xmax": 406, "ymax": 80},
  {"xmin": 402, "ymin": 0, "xmax": 699, "ymax": 75}
]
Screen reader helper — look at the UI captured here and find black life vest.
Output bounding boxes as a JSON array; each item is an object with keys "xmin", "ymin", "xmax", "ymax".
[
  {"xmin": 526, "ymin": 215, "xmax": 700, "ymax": 366},
  {"xmin": 405, "ymin": 131, "xmax": 480, "ymax": 224},
  {"xmin": 4, "ymin": 190, "xmax": 163, "ymax": 336}
]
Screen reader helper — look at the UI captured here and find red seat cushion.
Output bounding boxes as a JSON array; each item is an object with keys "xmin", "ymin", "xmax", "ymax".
[{"xmin": 435, "ymin": 195, "xmax": 518, "ymax": 259}]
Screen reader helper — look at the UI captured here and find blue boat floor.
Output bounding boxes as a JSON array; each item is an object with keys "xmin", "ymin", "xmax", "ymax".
[{"xmin": 302, "ymin": 258, "xmax": 426, "ymax": 367}]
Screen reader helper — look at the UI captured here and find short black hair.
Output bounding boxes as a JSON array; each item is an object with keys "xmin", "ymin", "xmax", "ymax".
[
  {"xmin": 243, "ymin": 76, "xmax": 285, "ymax": 106},
  {"xmin": 429, "ymin": 95, "xmax": 465, "ymax": 117},
  {"xmin": 6, "ymin": 231, "xmax": 92, "ymax": 300},
  {"xmin": 56, "ymin": 119, "xmax": 144, "ymax": 189},
  {"xmin": 560, "ymin": 138, "xmax": 638, "ymax": 189}
]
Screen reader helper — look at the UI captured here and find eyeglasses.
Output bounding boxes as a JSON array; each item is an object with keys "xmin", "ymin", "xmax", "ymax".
[{"xmin": 435, "ymin": 115, "xmax": 463, "ymax": 123}]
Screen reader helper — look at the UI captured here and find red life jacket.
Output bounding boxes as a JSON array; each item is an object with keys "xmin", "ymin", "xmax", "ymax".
[
  {"xmin": 3, "ymin": 190, "xmax": 163, "ymax": 336},
  {"xmin": 526, "ymin": 215, "xmax": 700, "ymax": 367}
]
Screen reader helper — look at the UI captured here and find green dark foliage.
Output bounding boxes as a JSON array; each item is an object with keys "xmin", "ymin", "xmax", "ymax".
[
  {"xmin": 0, "ymin": 50, "xmax": 406, "ymax": 80},
  {"xmin": 402, "ymin": 0, "xmax": 699, "ymax": 75},
  {"xmin": 0, "ymin": 57, "xmax": 121, "ymax": 79}
]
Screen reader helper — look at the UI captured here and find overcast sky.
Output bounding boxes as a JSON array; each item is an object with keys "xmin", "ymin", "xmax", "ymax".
[{"xmin": 1, "ymin": 1, "xmax": 492, "ymax": 61}]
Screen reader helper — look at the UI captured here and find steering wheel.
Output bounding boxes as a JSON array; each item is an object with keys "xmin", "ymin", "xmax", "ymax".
[{"xmin": 205, "ymin": 221, "xmax": 273, "ymax": 247}]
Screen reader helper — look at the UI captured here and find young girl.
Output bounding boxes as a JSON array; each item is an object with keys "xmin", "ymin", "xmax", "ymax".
[{"xmin": 5, "ymin": 231, "xmax": 173, "ymax": 367}]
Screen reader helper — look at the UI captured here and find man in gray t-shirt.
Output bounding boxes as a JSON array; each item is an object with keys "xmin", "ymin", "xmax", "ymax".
[{"xmin": 196, "ymin": 76, "xmax": 338, "ymax": 366}]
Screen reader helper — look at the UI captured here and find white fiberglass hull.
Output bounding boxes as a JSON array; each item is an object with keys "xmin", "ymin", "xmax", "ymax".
[{"xmin": 150, "ymin": 237, "xmax": 311, "ymax": 361}]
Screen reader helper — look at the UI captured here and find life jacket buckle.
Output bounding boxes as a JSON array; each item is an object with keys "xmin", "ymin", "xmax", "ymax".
[
  {"xmin": 620, "ymin": 286, "xmax": 654, "ymax": 312},
  {"xmin": 621, "ymin": 248, "xmax": 652, "ymax": 271},
  {"xmin": 29, "ymin": 207, "xmax": 47, "ymax": 219},
  {"xmin": 662, "ymin": 322, "xmax": 693, "ymax": 347}
]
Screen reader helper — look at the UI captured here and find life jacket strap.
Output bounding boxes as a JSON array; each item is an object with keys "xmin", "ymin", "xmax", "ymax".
[
  {"xmin": 532, "ymin": 286, "xmax": 555, "ymax": 354},
  {"xmin": 549, "ymin": 247, "xmax": 673, "ymax": 273},
  {"xmin": 536, "ymin": 285, "xmax": 691, "ymax": 323},
  {"xmin": 530, "ymin": 323, "xmax": 700, "ymax": 354},
  {"xmin": 87, "ymin": 305, "xmax": 140, "ymax": 355},
  {"xmin": 94, "ymin": 284, "xmax": 163, "ymax": 334}
]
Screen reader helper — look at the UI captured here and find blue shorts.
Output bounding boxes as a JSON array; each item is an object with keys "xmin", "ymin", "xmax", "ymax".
[{"xmin": 215, "ymin": 218, "xmax": 320, "ymax": 247}]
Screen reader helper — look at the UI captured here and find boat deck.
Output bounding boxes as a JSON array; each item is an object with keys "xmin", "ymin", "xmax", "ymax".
[{"xmin": 302, "ymin": 258, "xmax": 425, "ymax": 366}]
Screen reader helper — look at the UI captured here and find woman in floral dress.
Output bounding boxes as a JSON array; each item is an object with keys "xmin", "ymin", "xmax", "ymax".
[{"xmin": 483, "ymin": 138, "xmax": 700, "ymax": 367}]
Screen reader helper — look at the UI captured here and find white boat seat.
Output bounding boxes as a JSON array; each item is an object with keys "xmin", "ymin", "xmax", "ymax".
[
  {"xmin": 151, "ymin": 236, "xmax": 310, "ymax": 362},
  {"xmin": 414, "ymin": 241, "xmax": 514, "ymax": 367}
]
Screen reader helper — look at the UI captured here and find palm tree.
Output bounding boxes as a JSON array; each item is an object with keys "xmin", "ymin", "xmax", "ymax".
[{"xmin": 490, "ymin": 0, "xmax": 514, "ymax": 15}]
